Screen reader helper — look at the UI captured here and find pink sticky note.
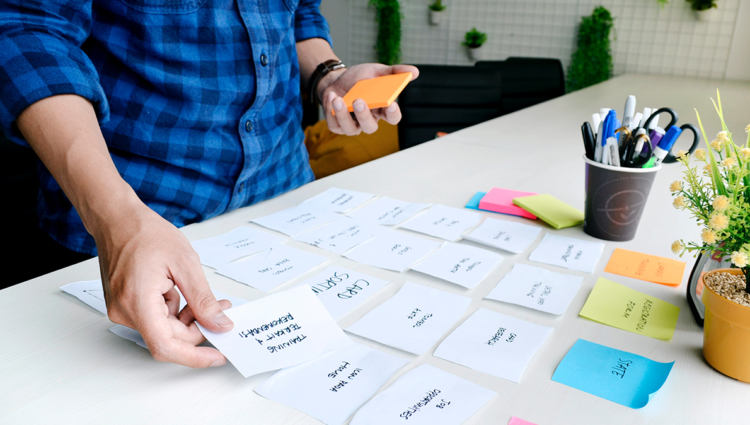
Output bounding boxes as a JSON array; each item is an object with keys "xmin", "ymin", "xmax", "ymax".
[
  {"xmin": 509, "ymin": 417, "xmax": 537, "ymax": 425},
  {"xmin": 478, "ymin": 187, "xmax": 537, "ymax": 219}
]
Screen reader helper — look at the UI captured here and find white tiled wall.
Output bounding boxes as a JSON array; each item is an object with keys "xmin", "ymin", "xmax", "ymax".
[{"xmin": 343, "ymin": 0, "xmax": 742, "ymax": 80}]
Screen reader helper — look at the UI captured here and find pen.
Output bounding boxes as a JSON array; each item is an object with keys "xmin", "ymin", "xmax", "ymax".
[
  {"xmin": 592, "ymin": 113, "xmax": 601, "ymax": 136},
  {"xmin": 582, "ymin": 122, "xmax": 595, "ymax": 160},
  {"xmin": 594, "ymin": 119, "xmax": 605, "ymax": 162},
  {"xmin": 606, "ymin": 137, "xmax": 620, "ymax": 167},
  {"xmin": 632, "ymin": 128, "xmax": 648, "ymax": 156},
  {"xmin": 628, "ymin": 112, "xmax": 642, "ymax": 131},
  {"xmin": 650, "ymin": 126, "xmax": 683, "ymax": 166},
  {"xmin": 649, "ymin": 127, "xmax": 666, "ymax": 148},
  {"xmin": 622, "ymin": 95, "xmax": 636, "ymax": 129},
  {"xmin": 641, "ymin": 108, "xmax": 652, "ymax": 129}
]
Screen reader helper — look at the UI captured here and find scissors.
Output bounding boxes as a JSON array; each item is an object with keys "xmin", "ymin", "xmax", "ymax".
[
  {"xmin": 621, "ymin": 132, "xmax": 654, "ymax": 167},
  {"xmin": 640, "ymin": 108, "xmax": 700, "ymax": 164}
]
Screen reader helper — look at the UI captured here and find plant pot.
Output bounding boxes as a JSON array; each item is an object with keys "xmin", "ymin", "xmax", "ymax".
[
  {"xmin": 429, "ymin": 9, "xmax": 443, "ymax": 25},
  {"xmin": 468, "ymin": 46, "xmax": 483, "ymax": 61},
  {"xmin": 701, "ymin": 268, "xmax": 750, "ymax": 382},
  {"xmin": 694, "ymin": 8, "xmax": 718, "ymax": 22}
]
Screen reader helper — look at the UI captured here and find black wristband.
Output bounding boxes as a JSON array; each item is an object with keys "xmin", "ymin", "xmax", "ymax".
[{"xmin": 308, "ymin": 59, "xmax": 346, "ymax": 105}]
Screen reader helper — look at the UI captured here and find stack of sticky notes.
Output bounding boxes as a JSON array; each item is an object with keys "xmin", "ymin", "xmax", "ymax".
[
  {"xmin": 465, "ymin": 188, "xmax": 584, "ymax": 230},
  {"xmin": 478, "ymin": 187, "xmax": 538, "ymax": 219}
]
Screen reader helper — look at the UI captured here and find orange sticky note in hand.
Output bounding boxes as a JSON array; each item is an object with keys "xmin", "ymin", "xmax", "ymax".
[
  {"xmin": 335, "ymin": 72, "xmax": 412, "ymax": 114},
  {"xmin": 604, "ymin": 248, "xmax": 687, "ymax": 286}
]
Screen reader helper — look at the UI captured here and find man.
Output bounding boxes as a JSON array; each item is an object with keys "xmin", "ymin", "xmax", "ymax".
[{"xmin": 0, "ymin": 0, "xmax": 417, "ymax": 369}]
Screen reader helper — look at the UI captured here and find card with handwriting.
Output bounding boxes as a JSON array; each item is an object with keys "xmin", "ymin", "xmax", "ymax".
[
  {"xmin": 485, "ymin": 263, "xmax": 583, "ymax": 315},
  {"xmin": 191, "ymin": 226, "xmax": 286, "ymax": 269},
  {"xmin": 300, "ymin": 187, "xmax": 375, "ymax": 213},
  {"xmin": 579, "ymin": 278, "xmax": 680, "ymax": 340},
  {"xmin": 295, "ymin": 265, "xmax": 390, "ymax": 320},
  {"xmin": 411, "ymin": 243, "xmax": 503, "ymax": 289},
  {"xmin": 293, "ymin": 218, "xmax": 385, "ymax": 255},
  {"xmin": 433, "ymin": 309, "xmax": 552, "ymax": 383},
  {"xmin": 251, "ymin": 205, "xmax": 341, "ymax": 236},
  {"xmin": 344, "ymin": 231, "xmax": 442, "ymax": 273},
  {"xmin": 528, "ymin": 234, "xmax": 604, "ymax": 273},
  {"xmin": 60, "ymin": 279, "xmax": 107, "ymax": 315},
  {"xmin": 198, "ymin": 285, "xmax": 351, "ymax": 377},
  {"xmin": 604, "ymin": 248, "xmax": 687, "ymax": 286},
  {"xmin": 399, "ymin": 204, "xmax": 482, "ymax": 241},
  {"xmin": 350, "ymin": 364, "xmax": 496, "ymax": 425},
  {"xmin": 347, "ymin": 196, "xmax": 431, "ymax": 226},
  {"xmin": 255, "ymin": 343, "xmax": 409, "ymax": 425},
  {"xmin": 217, "ymin": 245, "xmax": 328, "ymax": 292},
  {"xmin": 463, "ymin": 218, "xmax": 542, "ymax": 254},
  {"xmin": 552, "ymin": 339, "xmax": 674, "ymax": 409},
  {"xmin": 346, "ymin": 282, "xmax": 471, "ymax": 355}
]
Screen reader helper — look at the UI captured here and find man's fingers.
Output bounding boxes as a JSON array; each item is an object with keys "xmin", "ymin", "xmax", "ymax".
[
  {"xmin": 178, "ymin": 299, "xmax": 232, "ymax": 327},
  {"xmin": 164, "ymin": 285, "xmax": 181, "ymax": 317},
  {"xmin": 150, "ymin": 337, "xmax": 226, "ymax": 368},
  {"xmin": 383, "ymin": 102, "xmax": 402, "ymax": 125},
  {"xmin": 389, "ymin": 64, "xmax": 420, "ymax": 80},
  {"xmin": 332, "ymin": 97, "xmax": 361, "ymax": 136},
  {"xmin": 352, "ymin": 99, "xmax": 378, "ymax": 134},
  {"xmin": 323, "ymin": 92, "xmax": 345, "ymax": 135},
  {"xmin": 171, "ymin": 255, "xmax": 233, "ymax": 333}
]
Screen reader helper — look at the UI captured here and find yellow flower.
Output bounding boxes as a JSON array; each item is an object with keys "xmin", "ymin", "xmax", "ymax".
[
  {"xmin": 672, "ymin": 195, "xmax": 687, "ymax": 209},
  {"xmin": 694, "ymin": 148, "xmax": 707, "ymax": 160},
  {"xmin": 746, "ymin": 124, "xmax": 750, "ymax": 134},
  {"xmin": 709, "ymin": 213, "xmax": 729, "ymax": 231},
  {"xmin": 741, "ymin": 148, "xmax": 750, "ymax": 160},
  {"xmin": 731, "ymin": 251, "xmax": 749, "ymax": 268},
  {"xmin": 701, "ymin": 228, "xmax": 717, "ymax": 245},
  {"xmin": 716, "ymin": 131, "xmax": 729, "ymax": 143},
  {"xmin": 710, "ymin": 139, "xmax": 724, "ymax": 151},
  {"xmin": 669, "ymin": 180, "xmax": 683, "ymax": 192},
  {"xmin": 671, "ymin": 240, "xmax": 684, "ymax": 255},
  {"xmin": 676, "ymin": 150, "xmax": 688, "ymax": 160},
  {"xmin": 712, "ymin": 195, "xmax": 730, "ymax": 212},
  {"xmin": 722, "ymin": 157, "xmax": 737, "ymax": 168},
  {"xmin": 703, "ymin": 164, "xmax": 713, "ymax": 174}
]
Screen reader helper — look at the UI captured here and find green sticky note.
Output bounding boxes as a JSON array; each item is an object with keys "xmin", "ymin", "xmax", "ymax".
[
  {"xmin": 512, "ymin": 194, "xmax": 584, "ymax": 229},
  {"xmin": 579, "ymin": 277, "xmax": 680, "ymax": 340}
]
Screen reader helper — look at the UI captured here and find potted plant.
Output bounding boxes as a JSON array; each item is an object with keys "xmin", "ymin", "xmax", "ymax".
[
  {"xmin": 671, "ymin": 91, "xmax": 750, "ymax": 382},
  {"xmin": 428, "ymin": 0, "xmax": 446, "ymax": 25},
  {"xmin": 686, "ymin": 0, "xmax": 718, "ymax": 21},
  {"xmin": 462, "ymin": 27, "xmax": 487, "ymax": 61},
  {"xmin": 370, "ymin": 0, "xmax": 402, "ymax": 65}
]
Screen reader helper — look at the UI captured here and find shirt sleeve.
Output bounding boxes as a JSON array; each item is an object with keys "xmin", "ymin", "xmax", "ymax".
[
  {"xmin": 294, "ymin": 0, "xmax": 333, "ymax": 47},
  {"xmin": 0, "ymin": 0, "xmax": 109, "ymax": 147}
]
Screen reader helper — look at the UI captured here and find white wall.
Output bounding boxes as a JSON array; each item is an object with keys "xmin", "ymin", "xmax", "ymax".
[{"xmin": 321, "ymin": 0, "xmax": 748, "ymax": 81}]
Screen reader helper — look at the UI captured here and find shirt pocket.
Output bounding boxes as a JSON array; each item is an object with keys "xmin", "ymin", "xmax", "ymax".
[{"xmin": 117, "ymin": 0, "xmax": 208, "ymax": 14}]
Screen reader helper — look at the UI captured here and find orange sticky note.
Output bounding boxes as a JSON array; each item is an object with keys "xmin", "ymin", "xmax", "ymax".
[
  {"xmin": 336, "ymin": 72, "xmax": 412, "ymax": 113},
  {"xmin": 604, "ymin": 248, "xmax": 687, "ymax": 286}
]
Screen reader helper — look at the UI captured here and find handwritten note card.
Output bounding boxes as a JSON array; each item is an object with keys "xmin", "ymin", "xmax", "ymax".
[
  {"xmin": 399, "ymin": 204, "xmax": 482, "ymax": 241},
  {"xmin": 579, "ymin": 278, "xmax": 680, "ymax": 340},
  {"xmin": 604, "ymin": 248, "xmax": 687, "ymax": 286},
  {"xmin": 552, "ymin": 339, "xmax": 674, "ymax": 409},
  {"xmin": 191, "ymin": 226, "xmax": 286, "ymax": 269},
  {"xmin": 463, "ymin": 218, "xmax": 542, "ymax": 254},
  {"xmin": 350, "ymin": 364, "xmax": 496, "ymax": 425},
  {"xmin": 347, "ymin": 197, "xmax": 431, "ymax": 226},
  {"xmin": 344, "ymin": 231, "xmax": 442, "ymax": 273},
  {"xmin": 255, "ymin": 343, "xmax": 408, "ymax": 425},
  {"xmin": 252, "ymin": 205, "xmax": 341, "ymax": 236},
  {"xmin": 485, "ymin": 263, "xmax": 583, "ymax": 315},
  {"xmin": 60, "ymin": 279, "xmax": 107, "ymax": 315},
  {"xmin": 300, "ymin": 187, "xmax": 375, "ymax": 213},
  {"xmin": 433, "ymin": 309, "xmax": 553, "ymax": 383},
  {"xmin": 296, "ymin": 265, "xmax": 390, "ymax": 320},
  {"xmin": 411, "ymin": 243, "xmax": 503, "ymax": 289},
  {"xmin": 199, "ymin": 285, "xmax": 351, "ymax": 377},
  {"xmin": 293, "ymin": 218, "xmax": 385, "ymax": 255},
  {"xmin": 528, "ymin": 234, "xmax": 604, "ymax": 273},
  {"xmin": 217, "ymin": 245, "xmax": 328, "ymax": 292},
  {"xmin": 346, "ymin": 282, "xmax": 471, "ymax": 355}
]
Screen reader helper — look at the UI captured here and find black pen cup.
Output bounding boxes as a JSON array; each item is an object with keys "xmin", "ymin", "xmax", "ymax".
[{"xmin": 583, "ymin": 155, "xmax": 661, "ymax": 242}]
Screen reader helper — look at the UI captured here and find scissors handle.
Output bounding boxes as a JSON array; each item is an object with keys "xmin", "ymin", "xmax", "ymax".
[
  {"xmin": 642, "ymin": 107, "xmax": 679, "ymax": 132},
  {"xmin": 662, "ymin": 123, "xmax": 701, "ymax": 164}
]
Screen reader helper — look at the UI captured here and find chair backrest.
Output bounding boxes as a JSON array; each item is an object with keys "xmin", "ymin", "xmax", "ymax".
[
  {"xmin": 397, "ymin": 65, "xmax": 502, "ymax": 150},
  {"xmin": 475, "ymin": 57, "xmax": 564, "ymax": 115}
]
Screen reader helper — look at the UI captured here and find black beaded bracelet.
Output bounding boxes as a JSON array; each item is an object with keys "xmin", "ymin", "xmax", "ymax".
[{"xmin": 308, "ymin": 59, "xmax": 346, "ymax": 105}]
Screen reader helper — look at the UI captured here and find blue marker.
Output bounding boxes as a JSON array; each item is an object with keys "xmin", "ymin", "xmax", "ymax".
[{"xmin": 652, "ymin": 126, "xmax": 683, "ymax": 165}]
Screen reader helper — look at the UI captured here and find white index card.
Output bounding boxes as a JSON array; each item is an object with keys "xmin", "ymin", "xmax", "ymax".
[
  {"xmin": 433, "ymin": 308, "xmax": 553, "ymax": 383},
  {"xmin": 300, "ymin": 187, "xmax": 375, "ymax": 213},
  {"xmin": 528, "ymin": 233, "xmax": 605, "ymax": 273},
  {"xmin": 293, "ymin": 218, "xmax": 386, "ymax": 255},
  {"xmin": 485, "ymin": 263, "xmax": 583, "ymax": 315},
  {"xmin": 251, "ymin": 205, "xmax": 341, "ymax": 236},
  {"xmin": 217, "ymin": 245, "xmax": 328, "ymax": 292},
  {"xmin": 411, "ymin": 243, "xmax": 503, "ymax": 289},
  {"xmin": 60, "ymin": 279, "xmax": 107, "ymax": 315},
  {"xmin": 255, "ymin": 343, "xmax": 409, "ymax": 425},
  {"xmin": 343, "ymin": 231, "xmax": 442, "ymax": 273},
  {"xmin": 399, "ymin": 204, "xmax": 481, "ymax": 241},
  {"xmin": 295, "ymin": 265, "xmax": 390, "ymax": 320},
  {"xmin": 198, "ymin": 285, "xmax": 351, "ymax": 378},
  {"xmin": 345, "ymin": 282, "xmax": 471, "ymax": 355},
  {"xmin": 463, "ymin": 218, "xmax": 542, "ymax": 254},
  {"xmin": 191, "ymin": 226, "xmax": 285, "ymax": 269},
  {"xmin": 347, "ymin": 197, "xmax": 431, "ymax": 226},
  {"xmin": 350, "ymin": 364, "xmax": 496, "ymax": 425}
]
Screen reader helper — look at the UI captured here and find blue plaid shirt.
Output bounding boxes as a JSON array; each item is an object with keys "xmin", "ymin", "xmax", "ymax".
[{"xmin": 0, "ymin": 0, "xmax": 330, "ymax": 255}]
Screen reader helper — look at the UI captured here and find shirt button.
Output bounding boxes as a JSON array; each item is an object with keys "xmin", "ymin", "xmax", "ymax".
[
  {"xmin": 245, "ymin": 120, "xmax": 253, "ymax": 132},
  {"xmin": 260, "ymin": 54, "xmax": 268, "ymax": 66},
  {"xmin": 238, "ymin": 183, "xmax": 245, "ymax": 193}
]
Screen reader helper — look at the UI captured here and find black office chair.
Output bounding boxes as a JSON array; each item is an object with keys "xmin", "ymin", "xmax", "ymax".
[{"xmin": 476, "ymin": 57, "xmax": 565, "ymax": 115}]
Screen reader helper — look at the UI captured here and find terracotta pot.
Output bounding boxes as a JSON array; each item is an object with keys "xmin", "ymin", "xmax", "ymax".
[{"xmin": 702, "ymin": 268, "xmax": 750, "ymax": 382}]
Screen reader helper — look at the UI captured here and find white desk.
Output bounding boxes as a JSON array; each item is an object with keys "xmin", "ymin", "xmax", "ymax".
[{"xmin": 2, "ymin": 75, "xmax": 749, "ymax": 424}]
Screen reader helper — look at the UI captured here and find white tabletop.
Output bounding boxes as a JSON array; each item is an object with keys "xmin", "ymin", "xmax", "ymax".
[{"xmin": 2, "ymin": 74, "xmax": 749, "ymax": 424}]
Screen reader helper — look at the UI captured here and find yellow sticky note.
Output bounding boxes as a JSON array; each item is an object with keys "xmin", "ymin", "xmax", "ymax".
[
  {"xmin": 512, "ymin": 194, "xmax": 583, "ymax": 229},
  {"xmin": 579, "ymin": 277, "xmax": 680, "ymax": 340},
  {"xmin": 604, "ymin": 248, "xmax": 687, "ymax": 286}
]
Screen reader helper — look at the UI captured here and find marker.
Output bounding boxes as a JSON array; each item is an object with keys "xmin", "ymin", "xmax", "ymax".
[
  {"xmin": 600, "ymin": 108, "xmax": 611, "ymax": 122},
  {"xmin": 628, "ymin": 112, "xmax": 643, "ymax": 131},
  {"xmin": 652, "ymin": 126, "xmax": 683, "ymax": 165},
  {"xmin": 641, "ymin": 108, "xmax": 652, "ymax": 129},
  {"xmin": 622, "ymin": 95, "xmax": 636, "ymax": 129},
  {"xmin": 606, "ymin": 137, "xmax": 620, "ymax": 167},
  {"xmin": 582, "ymin": 122, "xmax": 595, "ymax": 160},
  {"xmin": 592, "ymin": 113, "xmax": 602, "ymax": 136},
  {"xmin": 595, "ymin": 119, "xmax": 605, "ymax": 162},
  {"xmin": 633, "ymin": 128, "xmax": 648, "ymax": 156},
  {"xmin": 648, "ymin": 109, "xmax": 660, "ymax": 130},
  {"xmin": 649, "ymin": 127, "xmax": 666, "ymax": 148}
]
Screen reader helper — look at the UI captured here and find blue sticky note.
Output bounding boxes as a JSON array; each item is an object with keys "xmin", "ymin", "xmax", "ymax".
[
  {"xmin": 465, "ymin": 191, "xmax": 486, "ymax": 210},
  {"xmin": 552, "ymin": 339, "xmax": 674, "ymax": 409}
]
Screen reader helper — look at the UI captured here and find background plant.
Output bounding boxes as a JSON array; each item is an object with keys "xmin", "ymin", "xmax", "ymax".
[
  {"xmin": 671, "ymin": 91, "xmax": 750, "ymax": 291},
  {"xmin": 428, "ymin": 0, "xmax": 446, "ymax": 12},
  {"xmin": 370, "ymin": 0, "xmax": 402, "ymax": 65},
  {"xmin": 657, "ymin": 0, "xmax": 669, "ymax": 8},
  {"xmin": 462, "ymin": 27, "xmax": 487, "ymax": 48},
  {"xmin": 686, "ymin": 0, "xmax": 718, "ymax": 11},
  {"xmin": 566, "ymin": 6, "xmax": 614, "ymax": 93}
]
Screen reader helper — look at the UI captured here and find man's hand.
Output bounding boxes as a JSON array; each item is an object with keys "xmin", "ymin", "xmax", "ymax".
[{"xmin": 318, "ymin": 63, "xmax": 419, "ymax": 136}]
